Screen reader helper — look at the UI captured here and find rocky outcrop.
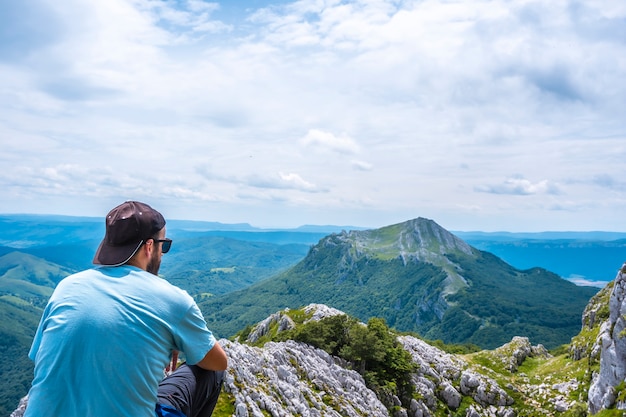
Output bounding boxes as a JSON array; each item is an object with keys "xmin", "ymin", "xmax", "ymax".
[
  {"xmin": 588, "ymin": 263, "xmax": 626, "ymax": 414},
  {"xmin": 302, "ymin": 304, "xmax": 345, "ymax": 322},
  {"xmin": 222, "ymin": 339, "xmax": 389, "ymax": 417},
  {"xmin": 224, "ymin": 332, "xmax": 521, "ymax": 417},
  {"xmin": 569, "ymin": 281, "xmax": 613, "ymax": 362},
  {"xmin": 246, "ymin": 311, "xmax": 296, "ymax": 343},
  {"xmin": 399, "ymin": 335, "xmax": 515, "ymax": 416},
  {"xmin": 492, "ymin": 336, "xmax": 551, "ymax": 373},
  {"xmin": 245, "ymin": 304, "xmax": 346, "ymax": 343},
  {"xmin": 223, "ymin": 304, "xmax": 538, "ymax": 417}
]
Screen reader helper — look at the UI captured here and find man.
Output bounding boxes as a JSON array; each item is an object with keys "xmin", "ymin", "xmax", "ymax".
[{"xmin": 25, "ymin": 201, "xmax": 228, "ymax": 417}]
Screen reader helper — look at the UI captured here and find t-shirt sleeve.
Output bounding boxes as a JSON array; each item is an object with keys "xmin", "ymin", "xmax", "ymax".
[{"xmin": 174, "ymin": 302, "xmax": 216, "ymax": 365}]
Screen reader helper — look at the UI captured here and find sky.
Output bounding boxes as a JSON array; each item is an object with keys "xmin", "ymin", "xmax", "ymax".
[{"xmin": 0, "ymin": 0, "xmax": 625, "ymax": 232}]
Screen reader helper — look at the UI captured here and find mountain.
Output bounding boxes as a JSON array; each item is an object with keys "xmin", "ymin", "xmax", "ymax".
[
  {"xmin": 200, "ymin": 218, "xmax": 599, "ymax": 349},
  {"xmin": 0, "ymin": 212, "xmax": 315, "ymax": 297},
  {"xmin": 1, "ymin": 214, "xmax": 615, "ymax": 415},
  {"xmin": 0, "ymin": 215, "xmax": 103, "ymax": 248}
]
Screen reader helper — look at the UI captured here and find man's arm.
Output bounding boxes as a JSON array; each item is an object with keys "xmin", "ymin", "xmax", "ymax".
[{"xmin": 195, "ymin": 341, "xmax": 228, "ymax": 371}]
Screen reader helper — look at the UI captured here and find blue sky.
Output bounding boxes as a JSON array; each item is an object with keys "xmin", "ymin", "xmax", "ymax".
[{"xmin": 0, "ymin": 0, "xmax": 625, "ymax": 231}]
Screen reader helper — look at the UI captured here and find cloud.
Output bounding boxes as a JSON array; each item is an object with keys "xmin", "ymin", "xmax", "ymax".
[
  {"xmin": 138, "ymin": 0, "xmax": 232, "ymax": 38},
  {"xmin": 476, "ymin": 176, "xmax": 560, "ymax": 195},
  {"xmin": 248, "ymin": 172, "xmax": 325, "ymax": 193},
  {"xmin": 301, "ymin": 129, "xmax": 360, "ymax": 154},
  {"xmin": 351, "ymin": 160, "xmax": 373, "ymax": 171},
  {"xmin": 566, "ymin": 275, "xmax": 608, "ymax": 288},
  {"xmin": 0, "ymin": 0, "xmax": 625, "ymax": 231},
  {"xmin": 593, "ymin": 174, "xmax": 626, "ymax": 191},
  {"xmin": 195, "ymin": 165, "xmax": 324, "ymax": 193},
  {"xmin": 0, "ymin": 164, "xmax": 138, "ymax": 197},
  {"xmin": 40, "ymin": 77, "xmax": 121, "ymax": 101}
]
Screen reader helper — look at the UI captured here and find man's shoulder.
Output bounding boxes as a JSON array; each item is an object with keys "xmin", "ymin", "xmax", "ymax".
[
  {"xmin": 64, "ymin": 266, "xmax": 193, "ymax": 301},
  {"xmin": 56, "ymin": 268, "xmax": 101, "ymax": 284},
  {"xmin": 130, "ymin": 269, "xmax": 194, "ymax": 302}
]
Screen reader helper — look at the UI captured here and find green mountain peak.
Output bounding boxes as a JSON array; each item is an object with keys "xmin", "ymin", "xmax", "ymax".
[
  {"xmin": 324, "ymin": 217, "xmax": 475, "ymax": 296},
  {"xmin": 336, "ymin": 217, "xmax": 473, "ymax": 259}
]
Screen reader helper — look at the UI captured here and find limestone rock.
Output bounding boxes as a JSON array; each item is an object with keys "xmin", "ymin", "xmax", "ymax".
[
  {"xmin": 303, "ymin": 304, "xmax": 346, "ymax": 323},
  {"xmin": 399, "ymin": 335, "xmax": 514, "ymax": 415},
  {"xmin": 492, "ymin": 336, "xmax": 551, "ymax": 373},
  {"xmin": 588, "ymin": 262, "xmax": 626, "ymax": 414},
  {"xmin": 246, "ymin": 311, "xmax": 296, "ymax": 343},
  {"xmin": 570, "ymin": 280, "xmax": 613, "ymax": 362},
  {"xmin": 246, "ymin": 304, "xmax": 345, "ymax": 344},
  {"xmin": 222, "ymin": 339, "xmax": 389, "ymax": 417}
]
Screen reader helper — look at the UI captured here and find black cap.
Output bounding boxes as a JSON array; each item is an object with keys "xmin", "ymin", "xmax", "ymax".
[{"xmin": 93, "ymin": 201, "xmax": 166, "ymax": 266}]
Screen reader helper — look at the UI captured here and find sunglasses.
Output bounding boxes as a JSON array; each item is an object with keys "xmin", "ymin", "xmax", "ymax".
[{"xmin": 152, "ymin": 238, "xmax": 173, "ymax": 254}]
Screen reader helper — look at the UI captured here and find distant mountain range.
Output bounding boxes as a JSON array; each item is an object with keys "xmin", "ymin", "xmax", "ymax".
[{"xmin": 3, "ymin": 213, "xmax": 623, "ymax": 285}]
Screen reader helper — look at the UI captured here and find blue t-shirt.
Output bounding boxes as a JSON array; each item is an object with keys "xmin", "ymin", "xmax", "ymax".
[{"xmin": 25, "ymin": 265, "xmax": 216, "ymax": 417}]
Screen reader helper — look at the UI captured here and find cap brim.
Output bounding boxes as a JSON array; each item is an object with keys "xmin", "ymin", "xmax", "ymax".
[{"xmin": 93, "ymin": 240, "xmax": 143, "ymax": 266}]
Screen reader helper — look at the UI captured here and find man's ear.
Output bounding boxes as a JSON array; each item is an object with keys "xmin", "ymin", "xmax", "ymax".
[{"xmin": 143, "ymin": 239, "xmax": 154, "ymax": 257}]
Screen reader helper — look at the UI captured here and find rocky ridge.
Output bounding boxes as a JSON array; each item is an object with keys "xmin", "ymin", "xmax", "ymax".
[{"xmin": 227, "ymin": 304, "xmax": 550, "ymax": 417}]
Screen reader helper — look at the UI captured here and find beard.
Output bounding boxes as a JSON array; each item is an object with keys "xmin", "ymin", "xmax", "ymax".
[{"xmin": 146, "ymin": 248, "xmax": 161, "ymax": 275}]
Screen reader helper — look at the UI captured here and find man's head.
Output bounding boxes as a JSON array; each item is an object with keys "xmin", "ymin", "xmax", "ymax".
[{"xmin": 93, "ymin": 201, "xmax": 170, "ymax": 274}]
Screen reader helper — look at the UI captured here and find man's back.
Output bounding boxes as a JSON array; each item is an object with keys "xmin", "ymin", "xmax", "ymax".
[{"xmin": 25, "ymin": 265, "xmax": 215, "ymax": 417}]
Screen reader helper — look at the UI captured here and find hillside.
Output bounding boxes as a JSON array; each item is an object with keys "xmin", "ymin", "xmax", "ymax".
[
  {"xmin": 161, "ymin": 235, "xmax": 309, "ymax": 296},
  {"xmin": 0, "ymin": 252, "xmax": 68, "ymax": 416},
  {"xmin": 200, "ymin": 218, "xmax": 599, "ymax": 348},
  {"xmin": 0, "ymin": 251, "xmax": 73, "ymax": 297}
]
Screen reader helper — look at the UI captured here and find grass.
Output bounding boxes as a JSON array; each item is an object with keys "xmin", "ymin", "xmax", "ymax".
[
  {"xmin": 464, "ymin": 348, "xmax": 595, "ymax": 416},
  {"xmin": 211, "ymin": 390, "xmax": 236, "ymax": 417}
]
